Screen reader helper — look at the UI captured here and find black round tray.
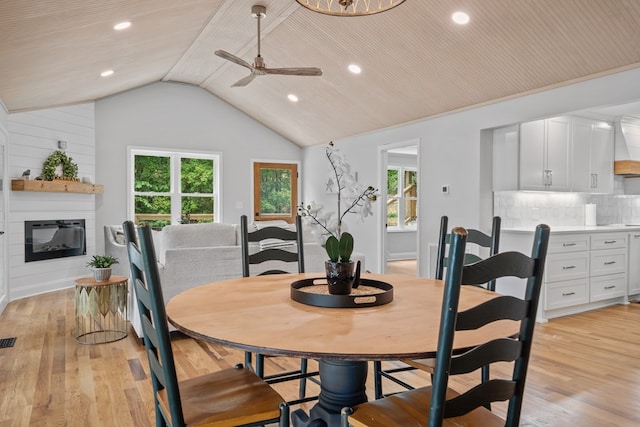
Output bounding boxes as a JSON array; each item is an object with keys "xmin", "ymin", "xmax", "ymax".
[{"xmin": 291, "ymin": 278, "xmax": 393, "ymax": 308}]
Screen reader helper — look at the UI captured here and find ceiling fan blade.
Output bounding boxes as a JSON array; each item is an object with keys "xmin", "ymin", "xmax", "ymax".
[
  {"xmin": 231, "ymin": 73, "xmax": 258, "ymax": 87},
  {"xmin": 263, "ymin": 67, "xmax": 323, "ymax": 76},
  {"xmin": 215, "ymin": 50, "xmax": 254, "ymax": 70}
]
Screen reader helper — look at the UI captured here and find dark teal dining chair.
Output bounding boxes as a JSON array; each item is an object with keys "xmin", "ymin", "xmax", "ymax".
[
  {"xmin": 342, "ymin": 223, "xmax": 550, "ymax": 427},
  {"xmin": 122, "ymin": 221, "xmax": 290, "ymax": 427},
  {"xmin": 240, "ymin": 214, "xmax": 320, "ymax": 405},
  {"xmin": 374, "ymin": 215, "xmax": 501, "ymax": 400}
]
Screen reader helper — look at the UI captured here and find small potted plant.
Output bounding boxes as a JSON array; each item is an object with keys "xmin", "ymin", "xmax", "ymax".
[
  {"xmin": 324, "ymin": 232, "xmax": 361, "ymax": 295},
  {"xmin": 86, "ymin": 255, "xmax": 119, "ymax": 282}
]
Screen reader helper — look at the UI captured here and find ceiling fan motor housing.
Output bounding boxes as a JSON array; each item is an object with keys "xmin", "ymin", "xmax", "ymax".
[{"xmin": 251, "ymin": 5, "xmax": 266, "ymax": 19}]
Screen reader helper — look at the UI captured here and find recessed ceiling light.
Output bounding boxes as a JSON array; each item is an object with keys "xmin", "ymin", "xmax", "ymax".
[
  {"xmin": 100, "ymin": 70, "xmax": 114, "ymax": 77},
  {"xmin": 452, "ymin": 11, "xmax": 470, "ymax": 25},
  {"xmin": 288, "ymin": 94, "xmax": 299, "ymax": 102},
  {"xmin": 348, "ymin": 64, "xmax": 362, "ymax": 74},
  {"xmin": 114, "ymin": 21, "xmax": 131, "ymax": 31}
]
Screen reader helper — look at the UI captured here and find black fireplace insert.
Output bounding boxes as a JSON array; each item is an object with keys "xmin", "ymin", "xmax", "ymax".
[{"xmin": 25, "ymin": 219, "xmax": 86, "ymax": 262}]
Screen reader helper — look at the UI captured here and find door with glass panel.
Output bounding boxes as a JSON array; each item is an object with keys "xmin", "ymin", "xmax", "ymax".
[{"xmin": 253, "ymin": 162, "xmax": 298, "ymax": 224}]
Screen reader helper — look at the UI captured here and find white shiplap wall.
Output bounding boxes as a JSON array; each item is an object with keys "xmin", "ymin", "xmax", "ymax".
[
  {"xmin": 8, "ymin": 103, "xmax": 97, "ymax": 299},
  {"xmin": 0, "ymin": 102, "xmax": 8, "ymax": 313}
]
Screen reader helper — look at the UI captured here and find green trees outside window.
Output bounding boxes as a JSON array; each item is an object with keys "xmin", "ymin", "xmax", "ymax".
[
  {"xmin": 132, "ymin": 150, "xmax": 218, "ymax": 228},
  {"xmin": 387, "ymin": 167, "xmax": 417, "ymax": 229},
  {"xmin": 260, "ymin": 168, "xmax": 292, "ymax": 215}
]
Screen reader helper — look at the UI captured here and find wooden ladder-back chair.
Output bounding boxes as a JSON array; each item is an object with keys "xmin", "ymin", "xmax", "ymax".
[
  {"xmin": 240, "ymin": 214, "xmax": 319, "ymax": 405},
  {"xmin": 373, "ymin": 215, "xmax": 502, "ymax": 399},
  {"xmin": 345, "ymin": 224, "xmax": 550, "ymax": 427},
  {"xmin": 122, "ymin": 221, "xmax": 290, "ymax": 427}
]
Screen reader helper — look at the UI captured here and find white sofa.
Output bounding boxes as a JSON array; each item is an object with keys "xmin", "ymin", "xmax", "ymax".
[{"xmin": 105, "ymin": 221, "xmax": 341, "ymax": 338}]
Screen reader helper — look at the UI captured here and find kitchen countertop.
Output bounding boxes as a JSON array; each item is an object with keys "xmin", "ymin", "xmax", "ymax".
[{"xmin": 503, "ymin": 225, "xmax": 640, "ymax": 233}]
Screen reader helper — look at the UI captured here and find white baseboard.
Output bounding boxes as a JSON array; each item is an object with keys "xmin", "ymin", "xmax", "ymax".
[
  {"xmin": 0, "ymin": 293, "xmax": 7, "ymax": 315},
  {"xmin": 9, "ymin": 279, "xmax": 74, "ymax": 301},
  {"xmin": 386, "ymin": 252, "xmax": 416, "ymax": 261}
]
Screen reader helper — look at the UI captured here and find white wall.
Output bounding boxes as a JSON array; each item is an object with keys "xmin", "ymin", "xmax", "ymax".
[
  {"xmin": 0, "ymin": 101, "xmax": 8, "ymax": 313},
  {"xmin": 95, "ymin": 82, "xmax": 302, "ymax": 251},
  {"xmin": 7, "ymin": 104, "xmax": 97, "ymax": 299},
  {"xmin": 303, "ymin": 67, "xmax": 640, "ymax": 275}
]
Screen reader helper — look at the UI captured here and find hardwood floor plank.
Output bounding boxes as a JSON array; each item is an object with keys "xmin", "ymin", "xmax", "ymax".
[{"xmin": 1, "ymin": 288, "xmax": 640, "ymax": 426}]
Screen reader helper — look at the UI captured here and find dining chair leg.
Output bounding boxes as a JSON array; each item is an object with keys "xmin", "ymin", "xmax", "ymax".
[
  {"xmin": 299, "ymin": 358, "xmax": 308, "ymax": 399},
  {"xmin": 373, "ymin": 361, "xmax": 383, "ymax": 399},
  {"xmin": 481, "ymin": 365, "xmax": 491, "ymax": 410},
  {"xmin": 341, "ymin": 407, "xmax": 353, "ymax": 427},
  {"xmin": 245, "ymin": 351, "xmax": 254, "ymax": 373},
  {"xmin": 279, "ymin": 402, "xmax": 291, "ymax": 427},
  {"xmin": 256, "ymin": 353, "xmax": 265, "ymax": 378}
]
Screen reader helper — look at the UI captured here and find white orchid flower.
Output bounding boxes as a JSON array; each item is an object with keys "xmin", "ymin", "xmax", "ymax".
[{"xmin": 298, "ymin": 143, "xmax": 378, "ymax": 240}]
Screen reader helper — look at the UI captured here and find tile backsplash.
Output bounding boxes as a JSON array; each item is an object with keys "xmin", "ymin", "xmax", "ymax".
[{"xmin": 494, "ymin": 177, "xmax": 640, "ymax": 228}]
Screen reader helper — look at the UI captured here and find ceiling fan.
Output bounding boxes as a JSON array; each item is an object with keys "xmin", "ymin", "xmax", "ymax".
[{"xmin": 215, "ymin": 5, "xmax": 323, "ymax": 87}]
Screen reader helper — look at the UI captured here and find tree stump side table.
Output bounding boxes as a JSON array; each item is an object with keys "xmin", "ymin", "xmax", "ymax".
[{"xmin": 75, "ymin": 275, "xmax": 128, "ymax": 344}]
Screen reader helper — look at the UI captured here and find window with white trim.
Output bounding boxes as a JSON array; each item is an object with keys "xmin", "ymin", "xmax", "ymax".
[
  {"xmin": 386, "ymin": 166, "xmax": 418, "ymax": 230},
  {"xmin": 129, "ymin": 148, "xmax": 220, "ymax": 227}
]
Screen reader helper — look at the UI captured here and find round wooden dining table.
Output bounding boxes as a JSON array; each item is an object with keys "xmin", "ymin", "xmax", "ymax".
[{"xmin": 165, "ymin": 273, "xmax": 517, "ymax": 427}]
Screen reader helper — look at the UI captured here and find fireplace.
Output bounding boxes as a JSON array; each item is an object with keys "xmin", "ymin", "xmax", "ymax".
[{"xmin": 25, "ymin": 219, "xmax": 86, "ymax": 262}]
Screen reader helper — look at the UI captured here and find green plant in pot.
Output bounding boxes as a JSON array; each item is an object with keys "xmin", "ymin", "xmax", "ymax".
[
  {"xmin": 86, "ymin": 255, "xmax": 119, "ymax": 282},
  {"xmin": 323, "ymin": 232, "xmax": 361, "ymax": 295}
]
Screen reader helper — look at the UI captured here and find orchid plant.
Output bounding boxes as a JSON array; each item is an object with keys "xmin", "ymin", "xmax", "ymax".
[{"xmin": 298, "ymin": 143, "xmax": 377, "ymax": 263}]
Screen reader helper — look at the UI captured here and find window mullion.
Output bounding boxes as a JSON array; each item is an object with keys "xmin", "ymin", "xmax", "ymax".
[
  {"xmin": 398, "ymin": 167, "xmax": 406, "ymax": 230},
  {"xmin": 171, "ymin": 154, "xmax": 181, "ymax": 224}
]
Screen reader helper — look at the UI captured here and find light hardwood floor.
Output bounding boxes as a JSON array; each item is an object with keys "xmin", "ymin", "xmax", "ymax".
[
  {"xmin": 1, "ymin": 288, "xmax": 640, "ymax": 426},
  {"xmin": 386, "ymin": 259, "xmax": 417, "ymax": 275}
]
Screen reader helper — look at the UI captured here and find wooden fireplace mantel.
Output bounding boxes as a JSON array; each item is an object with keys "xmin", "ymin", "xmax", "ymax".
[{"xmin": 11, "ymin": 179, "xmax": 104, "ymax": 194}]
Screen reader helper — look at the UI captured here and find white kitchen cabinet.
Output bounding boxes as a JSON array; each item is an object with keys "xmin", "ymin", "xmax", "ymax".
[
  {"xmin": 628, "ymin": 232, "xmax": 640, "ymax": 298},
  {"xmin": 501, "ymin": 229, "xmax": 632, "ymax": 322},
  {"xmin": 492, "ymin": 125, "xmax": 519, "ymax": 191},
  {"xmin": 520, "ymin": 117, "xmax": 571, "ymax": 191},
  {"xmin": 492, "ymin": 116, "xmax": 613, "ymax": 193},
  {"xmin": 543, "ymin": 234, "xmax": 589, "ymax": 311},
  {"xmin": 589, "ymin": 232, "xmax": 627, "ymax": 301},
  {"xmin": 546, "ymin": 279, "xmax": 589, "ymax": 311},
  {"xmin": 591, "ymin": 273, "xmax": 627, "ymax": 302},
  {"xmin": 571, "ymin": 117, "xmax": 614, "ymax": 193}
]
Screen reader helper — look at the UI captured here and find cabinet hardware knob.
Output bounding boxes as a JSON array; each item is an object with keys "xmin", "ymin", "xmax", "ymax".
[
  {"xmin": 604, "ymin": 240, "xmax": 616, "ymax": 244},
  {"xmin": 604, "ymin": 285, "xmax": 616, "ymax": 290},
  {"xmin": 563, "ymin": 243, "xmax": 576, "ymax": 247},
  {"xmin": 604, "ymin": 261, "xmax": 616, "ymax": 265},
  {"xmin": 562, "ymin": 265, "xmax": 576, "ymax": 270},
  {"xmin": 562, "ymin": 292, "xmax": 576, "ymax": 296}
]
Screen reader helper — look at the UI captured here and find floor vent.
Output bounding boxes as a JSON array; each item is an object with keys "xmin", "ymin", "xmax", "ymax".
[{"xmin": 0, "ymin": 337, "xmax": 16, "ymax": 348}]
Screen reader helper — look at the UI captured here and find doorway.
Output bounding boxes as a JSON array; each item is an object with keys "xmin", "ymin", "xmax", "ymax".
[
  {"xmin": 378, "ymin": 141, "xmax": 419, "ymax": 275},
  {"xmin": 252, "ymin": 161, "xmax": 299, "ymax": 224}
]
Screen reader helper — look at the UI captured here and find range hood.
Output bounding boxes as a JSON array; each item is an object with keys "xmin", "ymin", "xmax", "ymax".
[{"xmin": 614, "ymin": 116, "xmax": 640, "ymax": 176}]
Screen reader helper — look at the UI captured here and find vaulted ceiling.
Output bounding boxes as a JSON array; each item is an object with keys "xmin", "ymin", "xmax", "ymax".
[{"xmin": 1, "ymin": 0, "xmax": 640, "ymax": 146}]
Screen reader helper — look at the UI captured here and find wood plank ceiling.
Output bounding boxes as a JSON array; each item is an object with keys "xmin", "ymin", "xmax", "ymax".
[{"xmin": 1, "ymin": 0, "xmax": 640, "ymax": 146}]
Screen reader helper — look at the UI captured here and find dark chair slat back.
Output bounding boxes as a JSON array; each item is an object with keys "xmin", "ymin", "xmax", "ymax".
[
  {"xmin": 240, "ymin": 215, "xmax": 305, "ymax": 277},
  {"xmin": 435, "ymin": 216, "xmax": 501, "ymax": 291},
  {"xmin": 123, "ymin": 221, "xmax": 185, "ymax": 427},
  {"xmin": 428, "ymin": 223, "xmax": 550, "ymax": 427}
]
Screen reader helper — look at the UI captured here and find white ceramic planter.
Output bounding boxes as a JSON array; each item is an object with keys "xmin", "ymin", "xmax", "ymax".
[{"xmin": 92, "ymin": 267, "xmax": 112, "ymax": 282}]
